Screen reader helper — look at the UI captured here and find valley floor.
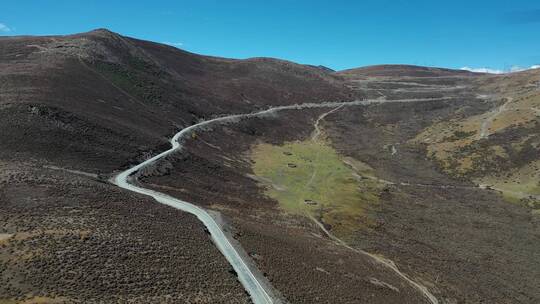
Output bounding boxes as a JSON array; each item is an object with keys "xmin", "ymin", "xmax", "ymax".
[{"xmin": 143, "ymin": 90, "xmax": 540, "ymax": 303}]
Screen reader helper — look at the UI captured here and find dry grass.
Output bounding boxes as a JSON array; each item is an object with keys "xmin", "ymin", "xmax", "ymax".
[
  {"xmin": 477, "ymin": 160, "xmax": 540, "ymax": 201},
  {"xmin": 412, "ymin": 89, "xmax": 539, "ymax": 177},
  {"xmin": 0, "ymin": 296, "xmax": 70, "ymax": 304},
  {"xmin": 0, "ymin": 233, "xmax": 13, "ymax": 245}
]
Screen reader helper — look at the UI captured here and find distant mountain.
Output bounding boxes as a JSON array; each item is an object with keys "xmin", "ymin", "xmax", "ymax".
[
  {"xmin": 339, "ymin": 64, "xmax": 479, "ymax": 77},
  {"xmin": 307, "ymin": 64, "xmax": 335, "ymax": 73}
]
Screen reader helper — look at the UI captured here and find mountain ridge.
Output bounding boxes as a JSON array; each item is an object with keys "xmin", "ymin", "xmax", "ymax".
[{"xmin": 1, "ymin": 29, "xmax": 539, "ymax": 304}]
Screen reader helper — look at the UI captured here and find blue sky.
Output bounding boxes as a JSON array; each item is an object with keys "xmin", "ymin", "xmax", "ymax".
[{"xmin": 1, "ymin": 0, "xmax": 539, "ymax": 71}]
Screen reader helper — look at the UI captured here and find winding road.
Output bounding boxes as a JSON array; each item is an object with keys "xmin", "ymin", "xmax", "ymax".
[{"xmin": 112, "ymin": 97, "xmax": 447, "ymax": 304}]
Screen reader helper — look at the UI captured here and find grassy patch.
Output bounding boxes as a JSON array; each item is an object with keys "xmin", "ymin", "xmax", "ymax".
[
  {"xmin": 413, "ymin": 91, "xmax": 540, "ymax": 178},
  {"xmin": 250, "ymin": 140, "xmax": 382, "ymax": 238},
  {"xmin": 0, "ymin": 233, "xmax": 13, "ymax": 245},
  {"xmin": 0, "ymin": 297, "xmax": 69, "ymax": 304},
  {"xmin": 477, "ymin": 160, "xmax": 540, "ymax": 210}
]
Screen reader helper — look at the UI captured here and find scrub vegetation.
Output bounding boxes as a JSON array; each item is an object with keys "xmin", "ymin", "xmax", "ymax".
[
  {"xmin": 3, "ymin": 29, "xmax": 540, "ymax": 303},
  {"xmin": 411, "ymin": 72, "xmax": 540, "ymax": 211}
]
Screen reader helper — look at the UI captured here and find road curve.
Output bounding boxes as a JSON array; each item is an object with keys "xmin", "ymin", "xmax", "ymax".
[{"xmin": 112, "ymin": 97, "xmax": 446, "ymax": 304}]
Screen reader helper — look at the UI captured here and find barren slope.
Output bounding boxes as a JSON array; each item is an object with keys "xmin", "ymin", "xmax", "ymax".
[
  {"xmin": 1, "ymin": 30, "xmax": 539, "ymax": 304},
  {"xmin": 0, "ymin": 29, "xmax": 354, "ymax": 172},
  {"xmin": 0, "ymin": 29, "xmax": 353, "ymax": 303}
]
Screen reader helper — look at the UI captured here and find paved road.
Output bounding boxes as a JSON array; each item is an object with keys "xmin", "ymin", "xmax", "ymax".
[
  {"xmin": 112, "ymin": 97, "xmax": 447, "ymax": 304},
  {"xmin": 113, "ymin": 116, "xmax": 277, "ymax": 304}
]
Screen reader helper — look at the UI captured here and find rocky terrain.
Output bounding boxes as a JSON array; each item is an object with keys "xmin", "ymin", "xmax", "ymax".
[{"xmin": 1, "ymin": 30, "xmax": 539, "ymax": 303}]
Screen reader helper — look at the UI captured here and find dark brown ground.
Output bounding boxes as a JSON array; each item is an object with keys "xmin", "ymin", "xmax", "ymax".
[
  {"xmin": 0, "ymin": 161, "xmax": 251, "ymax": 303},
  {"xmin": 2, "ymin": 30, "xmax": 539, "ymax": 303},
  {"xmin": 0, "ymin": 29, "xmax": 354, "ymax": 172},
  {"xmin": 142, "ymin": 116, "xmax": 433, "ymax": 303},
  {"xmin": 323, "ymin": 104, "xmax": 540, "ymax": 304},
  {"xmin": 143, "ymin": 70, "xmax": 540, "ymax": 303},
  {"xmin": 0, "ymin": 30, "xmax": 353, "ymax": 303}
]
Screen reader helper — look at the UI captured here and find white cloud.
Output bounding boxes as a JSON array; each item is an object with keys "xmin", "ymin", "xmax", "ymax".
[
  {"xmin": 510, "ymin": 65, "xmax": 540, "ymax": 72},
  {"xmin": 163, "ymin": 41, "xmax": 183, "ymax": 47},
  {"xmin": 510, "ymin": 66, "xmax": 524, "ymax": 72},
  {"xmin": 461, "ymin": 65, "xmax": 540, "ymax": 74},
  {"xmin": 460, "ymin": 67, "xmax": 504, "ymax": 74},
  {"xmin": 0, "ymin": 23, "xmax": 11, "ymax": 32}
]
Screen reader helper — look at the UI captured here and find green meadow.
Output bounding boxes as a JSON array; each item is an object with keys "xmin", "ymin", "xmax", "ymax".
[{"xmin": 251, "ymin": 139, "xmax": 382, "ymax": 237}]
